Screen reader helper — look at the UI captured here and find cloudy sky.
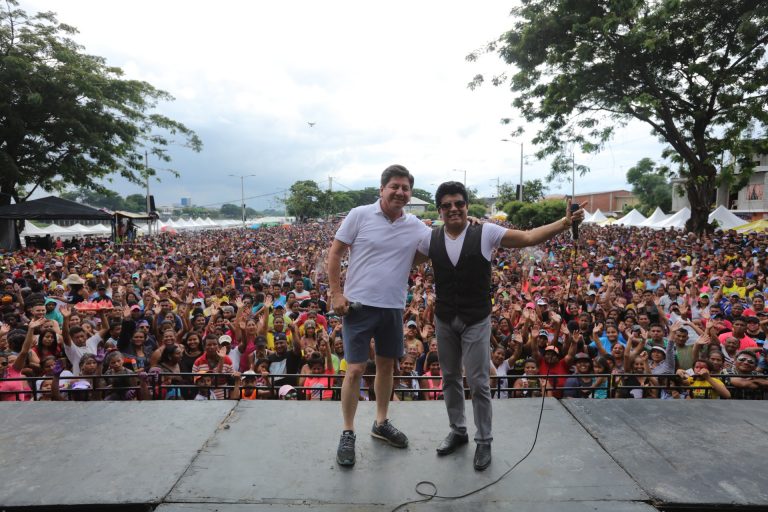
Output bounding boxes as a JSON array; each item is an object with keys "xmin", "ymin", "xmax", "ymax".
[{"xmin": 27, "ymin": 0, "xmax": 667, "ymax": 211}]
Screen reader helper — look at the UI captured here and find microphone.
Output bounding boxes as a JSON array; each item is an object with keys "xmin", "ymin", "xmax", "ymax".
[{"xmin": 570, "ymin": 203, "xmax": 580, "ymax": 240}]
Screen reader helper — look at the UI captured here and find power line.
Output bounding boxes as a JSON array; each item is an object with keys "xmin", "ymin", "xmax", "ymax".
[
  {"xmin": 192, "ymin": 189, "xmax": 289, "ymax": 209},
  {"xmin": 331, "ymin": 180, "xmax": 355, "ymax": 191}
]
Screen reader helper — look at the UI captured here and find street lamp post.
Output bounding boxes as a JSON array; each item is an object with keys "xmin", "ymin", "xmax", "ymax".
[
  {"xmin": 501, "ymin": 139, "xmax": 524, "ymax": 201},
  {"xmin": 452, "ymin": 169, "xmax": 467, "ymax": 186},
  {"xmin": 229, "ymin": 174, "xmax": 256, "ymax": 226},
  {"xmin": 144, "ymin": 150, "xmax": 151, "ymax": 236}
]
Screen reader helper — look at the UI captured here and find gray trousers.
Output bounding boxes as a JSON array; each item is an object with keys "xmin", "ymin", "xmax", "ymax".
[{"xmin": 434, "ymin": 315, "xmax": 492, "ymax": 444}]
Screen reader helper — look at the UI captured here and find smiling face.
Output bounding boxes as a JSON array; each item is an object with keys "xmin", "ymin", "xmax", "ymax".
[
  {"xmin": 400, "ymin": 356, "xmax": 415, "ymax": 374},
  {"xmin": 735, "ymin": 353, "xmax": 757, "ymax": 373},
  {"xmin": 437, "ymin": 192, "xmax": 468, "ymax": 231},
  {"xmin": 492, "ymin": 347, "xmax": 506, "ymax": 366},
  {"xmin": 379, "ymin": 175, "xmax": 412, "ymax": 214}
]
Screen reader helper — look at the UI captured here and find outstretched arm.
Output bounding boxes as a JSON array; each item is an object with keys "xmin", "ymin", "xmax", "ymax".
[{"xmin": 500, "ymin": 201, "xmax": 586, "ymax": 249}]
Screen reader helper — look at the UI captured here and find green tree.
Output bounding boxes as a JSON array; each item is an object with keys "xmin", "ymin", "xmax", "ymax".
[
  {"xmin": 500, "ymin": 179, "xmax": 548, "ymax": 204},
  {"xmin": 325, "ymin": 191, "xmax": 355, "ymax": 215},
  {"xmin": 124, "ymin": 194, "xmax": 147, "ymax": 213},
  {"xmin": 504, "ymin": 199, "xmax": 566, "ymax": 228},
  {"xmin": 626, "ymin": 158, "xmax": 673, "ymax": 215},
  {"xmin": 0, "ymin": 2, "xmax": 201, "ymax": 206},
  {"xmin": 469, "ymin": 0, "xmax": 768, "ymax": 232},
  {"xmin": 285, "ymin": 180, "xmax": 324, "ymax": 222},
  {"xmin": 411, "ymin": 188, "xmax": 434, "ymax": 205},
  {"xmin": 522, "ymin": 179, "xmax": 547, "ymax": 203},
  {"xmin": 416, "ymin": 210, "xmax": 439, "ymax": 221},
  {"xmin": 61, "ymin": 187, "xmax": 125, "ymax": 211},
  {"xmin": 220, "ymin": 203, "xmax": 241, "ymax": 219},
  {"xmin": 498, "ymin": 182, "xmax": 518, "ymax": 204},
  {"xmin": 468, "ymin": 203, "xmax": 487, "ymax": 218},
  {"xmin": 346, "ymin": 187, "xmax": 380, "ymax": 208}
]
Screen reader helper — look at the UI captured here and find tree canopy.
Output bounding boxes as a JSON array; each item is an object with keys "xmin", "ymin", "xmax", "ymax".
[
  {"xmin": 0, "ymin": 1, "xmax": 201, "ymax": 206},
  {"xmin": 625, "ymin": 158, "xmax": 673, "ymax": 215},
  {"xmin": 469, "ymin": 0, "xmax": 768, "ymax": 232},
  {"xmin": 411, "ymin": 188, "xmax": 434, "ymax": 205},
  {"xmin": 503, "ymin": 199, "xmax": 567, "ymax": 228},
  {"xmin": 498, "ymin": 179, "xmax": 548, "ymax": 204}
]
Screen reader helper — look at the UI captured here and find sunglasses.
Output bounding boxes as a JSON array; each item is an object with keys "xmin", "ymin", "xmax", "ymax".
[
  {"xmin": 438, "ymin": 200, "xmax": 466, "ymax": 210},
  {"xmin": 736, "ymin": 356, "xmax": 756, "ymax": 364}
]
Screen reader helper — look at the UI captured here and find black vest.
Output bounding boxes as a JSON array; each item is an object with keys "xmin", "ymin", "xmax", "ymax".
[{"xmin": 429, "ymin": 223, "xmax": 491, "ymax": 326}]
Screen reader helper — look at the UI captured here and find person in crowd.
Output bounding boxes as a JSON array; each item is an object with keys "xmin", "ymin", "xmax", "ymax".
[
  {"xmin": 512, "ymin": 358, "xmax": 544, "ymax": 398},
  {"xmin": 676, "ymin": 360, "xmax": 731, "ymax": 399},
  {"xmin": 5, "ymin": 207, "xmax": 768, "ymax": 410}
]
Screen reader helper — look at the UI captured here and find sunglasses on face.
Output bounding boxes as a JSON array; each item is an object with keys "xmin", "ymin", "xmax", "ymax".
[
  {"xmin": 736, "ymin": 357, "xmax": 756, "ymax": 364},
  {"xmin": 438, "ymin": 200, "xmax": 466, "ymax": 210}
]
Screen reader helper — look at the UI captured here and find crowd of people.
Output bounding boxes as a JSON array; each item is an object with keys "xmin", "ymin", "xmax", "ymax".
[{"xmin": 1, "ymin": 218, "xmax": 768, "ymax": 402}]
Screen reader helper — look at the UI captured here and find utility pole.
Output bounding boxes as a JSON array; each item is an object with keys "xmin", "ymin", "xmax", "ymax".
[
  {"xmin": 452, "ymin": 169, "xmax": 467, "ymax": 186},
  {"xmin": 228, "ymin": 174, "xmax": 256, "ymax": 226},
  {"xmin": 571, "ymin": 152, "xmax": 576, "ymax": 199},
  {"xmin": 519, "ymin": 142, "xmax": 524, "ymax": 201},
  {"xmin": 145, "ymin": 150, "xmax": 151, "ymax": 236},
  {"xmin": 501, "ymin": 139, "xmax": 524, "ymax": 201}
]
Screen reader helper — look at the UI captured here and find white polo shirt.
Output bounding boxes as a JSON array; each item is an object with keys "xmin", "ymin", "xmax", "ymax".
[{"xmin": 335, "ymin": 201, "xmax": 430, "ymax": 309}]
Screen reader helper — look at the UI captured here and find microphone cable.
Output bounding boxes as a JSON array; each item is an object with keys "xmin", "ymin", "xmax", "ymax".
[{"xmin": 390, "ymin": 213, "xmax": 581, "ymax": 512}]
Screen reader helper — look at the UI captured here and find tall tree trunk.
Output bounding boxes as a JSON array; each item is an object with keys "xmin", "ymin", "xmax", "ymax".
[
  {"xmin": 0, "ymin": 181, "xmax": 15, "ymax": 206},
  {"xmin": 685, "ymin": 177, "xmax": 715, "ymax": 234}
]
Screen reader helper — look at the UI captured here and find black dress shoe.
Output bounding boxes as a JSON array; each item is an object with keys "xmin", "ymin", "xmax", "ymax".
[
  {"xmin": 436, "ymin": 432, "xmax": 469, "ymax": 455},
  {"xmin": 474, "ymin": 443, "xmax": 491, "ymax": 471}
]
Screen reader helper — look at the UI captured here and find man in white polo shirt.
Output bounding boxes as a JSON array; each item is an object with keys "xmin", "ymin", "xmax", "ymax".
[{"xmin": 327, "ymin": 164, "xmax": 430, "ymax": 467}]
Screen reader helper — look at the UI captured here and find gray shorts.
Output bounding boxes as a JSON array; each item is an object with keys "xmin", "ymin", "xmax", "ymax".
[{"xmin": 341, "ymin": 305, "xmax": 404, "ymax": 364}]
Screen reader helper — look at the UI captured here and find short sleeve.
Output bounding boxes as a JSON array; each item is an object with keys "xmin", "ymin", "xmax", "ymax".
[
  {"xmin": 334, "ymin": 207, "xmax": 360, "ymax": 245},
  {"xmin": 417, "ymin": 228, "xmax": 432, "ymax": 256},
  {"xmin": 481, "ymin": 223, "xmax": 508, "ymax": 260}
]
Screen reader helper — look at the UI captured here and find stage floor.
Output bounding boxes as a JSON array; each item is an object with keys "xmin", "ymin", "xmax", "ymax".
[{"xmin": 1, "ymin": 399, "xmax": 765, "ymax": 510}]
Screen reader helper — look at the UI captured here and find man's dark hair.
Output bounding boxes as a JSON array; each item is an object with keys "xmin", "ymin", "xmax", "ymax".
[
  {"xmin": 435, "ymin": 181, "xmax": 468, "ymax": 208},
  {"xmin": 380, "ymin": 164, "xmax": 414, "ymax": 188}
]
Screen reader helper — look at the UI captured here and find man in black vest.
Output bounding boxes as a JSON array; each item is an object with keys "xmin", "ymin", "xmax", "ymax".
[{"xmin": 416, "ymin": 181, "xmax": 584, "ymax": 470}]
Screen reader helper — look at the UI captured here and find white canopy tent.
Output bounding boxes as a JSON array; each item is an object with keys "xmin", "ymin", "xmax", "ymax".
[
  {"xmin": 615, "ymin": 209, "xmax": 647, "ymax": 226},
  {"xmin": 652, "ymin": 207, "xmax": 690, "ymax": 229},
  {"xmin": 42, "ymin": 224, "xmax": 77, "ymax": 236},
  {"xmin": 91, "ymin": 224, "xmax": 112, "ymax": 234},
  {"xmin": 20, "ymin": 223, "xmax": 49, "ymax": 236},
  {"xmin": 638, "ymin": 207, "xmax": 668, "ymax": 227},
  {"xmin": 585, "ymin": 209, "xmax": 608, "ymax": 223},
  {"xmin": 708, "ymin": 206, "xmax": 745, "ymax": 230},
  {"xmin": 68, "ymin": 223, "xmax": 97, "ymax": 234}
]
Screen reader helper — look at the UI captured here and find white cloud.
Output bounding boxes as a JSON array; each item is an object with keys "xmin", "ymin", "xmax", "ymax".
[{"xmin": 26, "ymin": 0, "xmax": 668, "ymax": 208}]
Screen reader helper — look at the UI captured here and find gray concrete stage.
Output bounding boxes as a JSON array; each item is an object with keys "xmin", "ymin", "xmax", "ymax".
[
  {"xmin": 0, "ymin": 399, "xmax": 764, "ymax": 510},
  {"xmin": 563, "ymin": 400, "xmax": 768, "ymax": 508}
]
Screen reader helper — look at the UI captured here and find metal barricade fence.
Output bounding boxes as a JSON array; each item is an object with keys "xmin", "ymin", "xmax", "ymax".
[{"xmin": 0, "ymin": 372, "xmax": 764, "ymax": 401}]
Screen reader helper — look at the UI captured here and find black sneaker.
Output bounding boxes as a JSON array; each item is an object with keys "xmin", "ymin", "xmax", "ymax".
[
  {"xmin": 371, "ymin": 419, "xmax": 408, "ymax": 448},
  {"xmin": 336, "ymin": 430, "xmax": 356, "ymax": 466}
]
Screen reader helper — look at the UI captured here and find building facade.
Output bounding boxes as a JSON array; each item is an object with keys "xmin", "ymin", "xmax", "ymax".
[
  {"xmin": 673, "ymin": 154, "xmax": 768, "ymax": 220},
  {"xmin": 571, "ymin": 189, "xmax": 638, "ymax": 214},
  {"xmin": 404, "ymin": 196, "xmax": 429, "ymax": 214}
]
